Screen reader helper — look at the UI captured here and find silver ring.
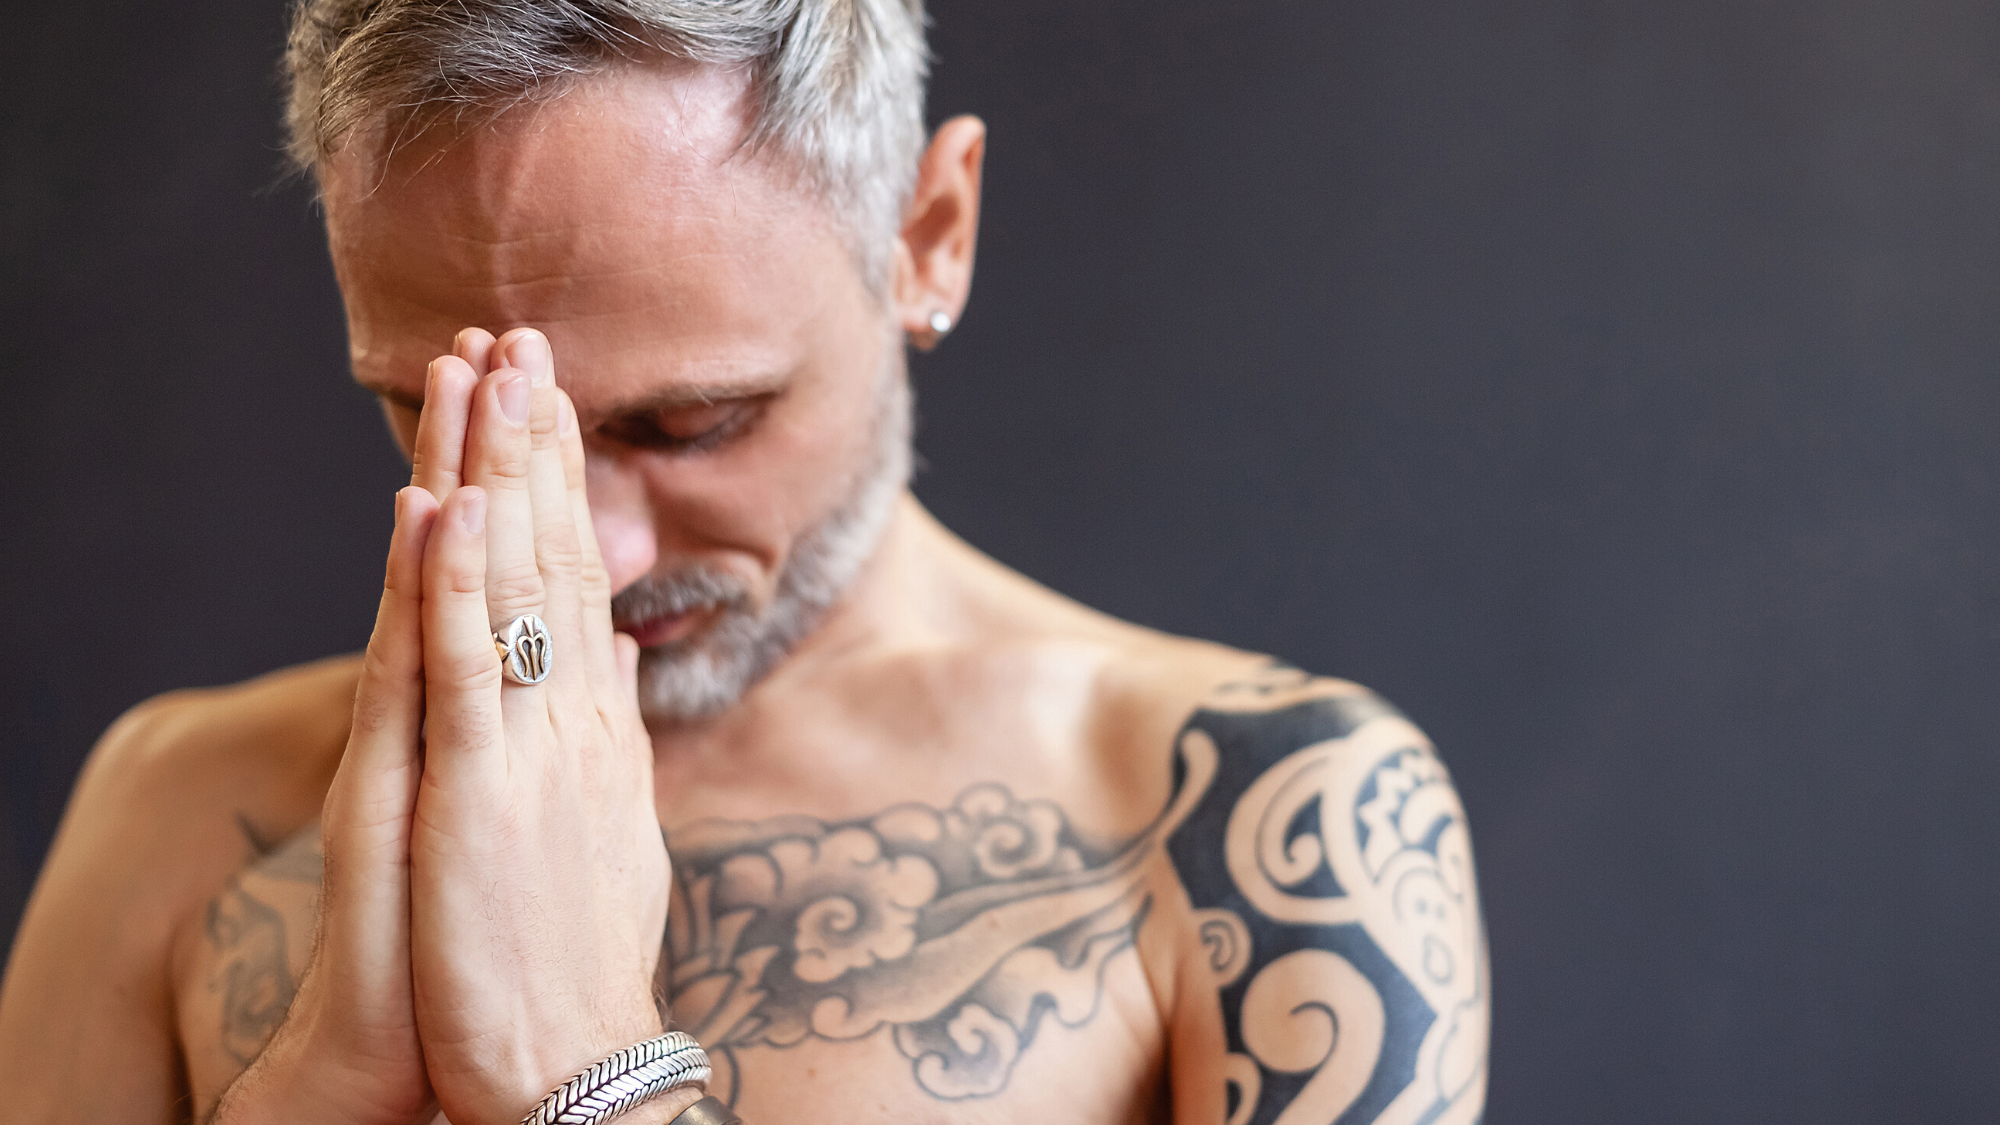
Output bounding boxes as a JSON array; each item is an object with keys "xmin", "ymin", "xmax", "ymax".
[{"xmin": 494, "ymin": 613, "xmax": 553, "ymax": 685}]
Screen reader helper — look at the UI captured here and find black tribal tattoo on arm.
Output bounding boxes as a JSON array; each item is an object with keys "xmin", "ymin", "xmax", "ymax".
[{"xmin": 1166, "ymin": 668, "xmax": 1489, "ymax": 1125}]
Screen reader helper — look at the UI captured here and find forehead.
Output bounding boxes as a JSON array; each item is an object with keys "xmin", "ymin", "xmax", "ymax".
[{"xmin": 323, "ymin": 63, "xmax": 859, "ymax": 407}]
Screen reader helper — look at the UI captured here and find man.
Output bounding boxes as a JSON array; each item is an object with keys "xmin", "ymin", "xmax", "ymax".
[{"xmin": 0, "ymin": 1, "xmax": 1489, "ymax": 1122}]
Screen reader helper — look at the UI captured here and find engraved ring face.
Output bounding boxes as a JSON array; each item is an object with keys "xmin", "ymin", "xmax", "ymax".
[{"xmin": 494, "ymin": 613, "xmax": 554, "ymax": 685}]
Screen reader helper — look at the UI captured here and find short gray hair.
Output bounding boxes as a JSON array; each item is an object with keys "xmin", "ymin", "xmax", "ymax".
[{"xmin": 283, "ymin": 0, "xmax": 930, "ymax": 285}]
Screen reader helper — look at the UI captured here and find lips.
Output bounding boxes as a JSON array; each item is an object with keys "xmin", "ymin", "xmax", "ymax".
[{"xmin": 614, "ymin": 606, "xmax": 719, "ymax": 648}]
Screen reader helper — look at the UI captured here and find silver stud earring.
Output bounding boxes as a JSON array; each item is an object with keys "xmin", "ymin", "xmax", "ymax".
[{"xmin": 928, "ymin": 310, "xmax": 953, "ymax": 335}]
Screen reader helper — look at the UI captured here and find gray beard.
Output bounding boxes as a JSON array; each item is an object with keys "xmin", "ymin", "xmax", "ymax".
[{"xmin": 610, "ymin": 370, "xmax": 912, "ymax": 723}]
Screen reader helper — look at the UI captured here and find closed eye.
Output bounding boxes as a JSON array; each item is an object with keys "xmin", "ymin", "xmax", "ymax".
[{"xmin": 594, "ymin": 395, "xmax": 770, "ymax": 454}]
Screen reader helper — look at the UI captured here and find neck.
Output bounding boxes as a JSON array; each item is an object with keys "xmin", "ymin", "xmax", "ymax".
[
  {"xmin": 767, "ymin": 490, "xmax": 960, "ymax": 668},
  {"xmin": 643, "ymin": 491, "xmax": 967, "ymax": 747}
]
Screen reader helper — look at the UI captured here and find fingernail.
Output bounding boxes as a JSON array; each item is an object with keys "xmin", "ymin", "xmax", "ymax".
[
  {"xmin": 460, "ymin": 489, "xmax": 486, "ymax": 534},
  {"xmin": 497, "ymin": 373, "xmax": 530, "ymax": 425},
  {"xmin": 509, "ymin": 331, "xmax": 551, "ymax": 384},
  {"xmin": 558, "ymin": 394, "xmax": 577, "ymax": 438},
  {"xmin": 393, "ymin": 487, "xmax": 407, "ymax": 527}
]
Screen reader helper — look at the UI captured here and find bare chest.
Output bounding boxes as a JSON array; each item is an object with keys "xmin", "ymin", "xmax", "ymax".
[
  {"xmin": 173, "ymin": 775, "xmax": 1178, "ymax": 1123},
  {"xmin": 661, "ymin": 779, "xmax": 1176, "ymax": 1123}
]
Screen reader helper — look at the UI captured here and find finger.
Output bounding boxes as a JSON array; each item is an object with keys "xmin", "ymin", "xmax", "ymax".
[
  {"xmin": 323, "ymin": 487, "xmax": 435, "ymax": 924},
  {"xmin": 614, "ymin": 631, "xmax": 640, "ymax": 708},
  {"xmin": 560, "ymin": 390, "xmax": 624, "ymax": 696},
  {"xmin": 497, "ymin": 330, "xmax": 587, "ymax": 678},
  {"xmin": 411, "ymin": 356, "xmax": 478, "ymax": 499},
  {"xmin": 462, "ymin": 366, "xmax": 545, "ymax": 631},
  {"xmin": 420, "ymin": 485, "xmax": 506, "ymax": 777},
  {"xmin": 453, "ymin": 327, "xmax": 498, "ymax": 379}
]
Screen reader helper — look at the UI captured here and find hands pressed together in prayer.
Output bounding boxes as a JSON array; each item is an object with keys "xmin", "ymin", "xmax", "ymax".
[{"xmin": 216, "ymin": 329, "xmax": 688, "ymax": 1125}]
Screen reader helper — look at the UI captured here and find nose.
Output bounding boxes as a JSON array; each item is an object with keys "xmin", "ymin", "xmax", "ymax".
[{"xmin": 584, "ymin": 451, "xmax": 658, "ymax": 592}]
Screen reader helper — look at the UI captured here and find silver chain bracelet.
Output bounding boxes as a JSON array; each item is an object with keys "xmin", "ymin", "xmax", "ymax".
[{"xmin": 522, "ymin": 1030, "xmax": 712, "ymax": 1125}]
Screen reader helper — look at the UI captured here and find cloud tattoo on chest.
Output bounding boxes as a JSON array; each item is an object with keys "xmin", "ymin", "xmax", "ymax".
[{"xmin": 661, "ymin": 766, "xmax": 1211, "ymax": 1104}]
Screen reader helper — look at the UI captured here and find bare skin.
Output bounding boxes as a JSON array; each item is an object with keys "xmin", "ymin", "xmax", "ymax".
[{"xmin": 0, "ymin": 61, "xmax": 1488, "ymax": 1125}]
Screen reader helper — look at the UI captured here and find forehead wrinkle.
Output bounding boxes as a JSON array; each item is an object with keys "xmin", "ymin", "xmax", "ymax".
[
  {"xmin": 406, "ymin": 209, "xmax": 784, "ymax": 303},
  {"xmin": 355, "ymin": 257, "xmax": 785, "ymax": 357},
  {"xmin": 371, "ymin": 245, "xmax": 752, "ymax": 330},
  {"xmin": 448, "ymin": 261, "xmax": 665, "ymax": 294}
]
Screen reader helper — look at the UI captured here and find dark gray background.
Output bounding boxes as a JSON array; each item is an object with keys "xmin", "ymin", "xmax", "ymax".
[{"xmin": 5, "ymin": 0, "xmax": 1997, "ymax": 1119}]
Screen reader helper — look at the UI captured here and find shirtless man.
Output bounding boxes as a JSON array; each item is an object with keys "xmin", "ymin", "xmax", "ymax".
[{"xmin": 0, "ymin": 2, "xmax": 1489, "ymax": 1123}]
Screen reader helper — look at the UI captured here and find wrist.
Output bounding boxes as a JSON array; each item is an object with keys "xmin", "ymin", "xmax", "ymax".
[
  {"xmin": 605, "ymin": 1084, "xmax": 709, "ymax": 1125},
  {"xmin": 505, "ymin": 1023, "xmax": 711, "ymax": 1125},
  {"xmin": 214, "ymin": 1001, "xmax": 430, "ymax": 1125},
  {"xmin": 487, "ymin": 1000, "xmax": 675, "ymax": 1125}
]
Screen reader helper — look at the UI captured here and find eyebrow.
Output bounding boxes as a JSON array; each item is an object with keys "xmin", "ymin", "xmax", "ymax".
[
  {"xmin": 358, "ymin": 375, "xmax": 788, "ymax": 420},
  {"xmin": 599, "ymin": 376, "xmax": 789, "ymax": 418}
]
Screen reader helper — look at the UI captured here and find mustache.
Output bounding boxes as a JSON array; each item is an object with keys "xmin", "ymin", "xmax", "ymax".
[{"xmin": 609, "ymin": 567, "xmax": 750, "ymax": 625}]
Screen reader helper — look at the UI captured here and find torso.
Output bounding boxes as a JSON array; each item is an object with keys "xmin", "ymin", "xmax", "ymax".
[
  {"xmin": 171, "ymin": 615, "xmax": 1266, "ymax": 1123},
  {"xmin": 9, "ymin": 507, "xmax": 1484, "ymax": 1125}
]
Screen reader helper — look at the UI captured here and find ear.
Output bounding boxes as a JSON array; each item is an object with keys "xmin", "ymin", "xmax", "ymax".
[{"xmin": 892, "ymin": 115, "xmax": 986, "ymax": 350}]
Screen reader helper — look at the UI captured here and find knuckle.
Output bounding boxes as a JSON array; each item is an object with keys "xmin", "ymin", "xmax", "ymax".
[
  {"xmin": 488, "ymin": 564, "xmax": 547, "ymax": 609},
  {"xmin": 382, "ymin": 567, "xmax": 416, "ymax": 598},
  {"xmin": 446, "ymin": 568, "xmax": 488, "ymax": 596},
  {"xmin": 536, "ymin": 528, "xmax": 585, "ymax": 573},
  {"xmin": 358, "ymin": 639, "xmax": 420, "ymax": 691},
  {"xmin": 530, "ymin": 409, "xmax": 561, "ymax": 444},
  {"xmin": 409, "ymin": 450, "xmax": 457, "ymax": 484},
  {"xmin": 438, "ymin": 649, "xmax": 503, "ymax": 694},
  {"xmin": 484, "ymin": 449, "xmax": 533, "ymax": 484}
]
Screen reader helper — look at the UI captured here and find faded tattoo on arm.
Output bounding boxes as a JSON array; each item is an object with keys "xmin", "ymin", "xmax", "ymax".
[
  {"xmin": 1167, "ymin": 668, "xmax": 1490, "ymax": 1125},
  {"xmin": 204, "ymin": 822, "xmax": 323, "ymax": 1066}
]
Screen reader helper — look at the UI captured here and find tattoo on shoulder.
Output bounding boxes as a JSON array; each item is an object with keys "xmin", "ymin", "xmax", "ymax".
[
  {"xmin": 204, "ymin": 822, "xmax": 323, "ymax": 1066},
  {"xmin": 1166, "ymin": 665, "xmax": 1490, "ymax": 1125},
  {"xmin": 663, "ymin": 770, "xmax": 1208, "ymax": 1105}
]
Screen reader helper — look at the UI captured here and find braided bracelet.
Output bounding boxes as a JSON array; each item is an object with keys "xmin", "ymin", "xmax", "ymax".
[{"xmin": 522, "ymin": 1031, "xmax": 712, "ymax": 1125}]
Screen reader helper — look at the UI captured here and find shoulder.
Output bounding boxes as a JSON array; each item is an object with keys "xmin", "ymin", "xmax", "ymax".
[
  {"xmin": 1074, "ymin": 630, "xmax": 1411, "ymax": 820},
  {"xmin": 1088, "ymin": 647, "xmax": 1474, "ymax": 940},
  {"xmin": 1137, "ymin": 663, "xmax": 1491, "ymax": 1125},
  {"xmin": 0, "ymin": 656, "xmax": 356, "ymax": 1116},
  {"xmin": 74, "ymin": 654, "xmax": 358, "ymax": 859},
  {"xmin": 1152, "ymin": 663, "xmax": 1471, "ymax": 959},
  {"xmin": 8, "ymin": 655, "xmax": 355, "ymax": 980}
]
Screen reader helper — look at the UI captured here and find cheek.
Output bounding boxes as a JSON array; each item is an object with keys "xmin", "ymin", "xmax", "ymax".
[{"xmin": 583, "ymin": 452, "xmax": 658, "ymax": 589}]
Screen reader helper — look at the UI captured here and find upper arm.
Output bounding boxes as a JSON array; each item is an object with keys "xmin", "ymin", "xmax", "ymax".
[
  {"xmin": 0, "ymin": 657, "xmax": 353, "ymax": 1124},
  {"xmin": 0, "ymin": 696, "xmax": 236, "ymax": 1124},
  {"xmin": 1160, "ymin": 668, "xmax": 1489, "ymax": 1125}
]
